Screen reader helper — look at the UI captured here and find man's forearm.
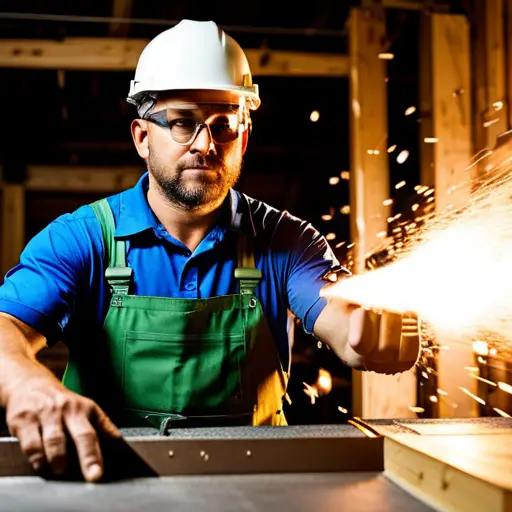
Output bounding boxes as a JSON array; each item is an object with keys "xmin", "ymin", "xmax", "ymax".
[{"xmin": 0, "ymin": 316, "xmax": 55, "ymax": 408}]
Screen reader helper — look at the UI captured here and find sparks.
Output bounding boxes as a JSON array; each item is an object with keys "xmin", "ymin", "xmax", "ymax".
[
  {"xmin": 498, "ymin": 382, "xmax": 512, "ymax": 395},
  {"xmin": 459, "ymin": 387, "xmax": 486, "ymax": 406},
  {"xmin": 469, "ymin": 374, "xmax": 497, "ymax": 387},
  {"xmin": 320, "ymin": 157, "xmax": 512, "ymax": 345}
]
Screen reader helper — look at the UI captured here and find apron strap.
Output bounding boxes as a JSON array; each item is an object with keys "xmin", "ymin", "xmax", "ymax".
[
  {"xmin": 235, "ymin": 235, "xmax": 261, "ymax": 295},
  {"xmin": 90, "ymin": 198, "xmax": 132, "ymax": 296}
]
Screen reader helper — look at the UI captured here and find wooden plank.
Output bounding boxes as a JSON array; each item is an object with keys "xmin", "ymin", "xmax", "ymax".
[
  {"xmin": 1, "ymin": 184, "xmax": 25, "ymax": 278},
  {"xmin": 506, "ymin": 0, "xmax": 512, "ymax": 130},
  {"xmin": 384, "ymin": 434, "xmax": 512, "ymax": 512},
  {"xmin": 473, "ymin": 0, "xmax": 508, "ymax": 153},
  {"xmin": 419, "ymin": 13, "xmax": 434, "ymax": 187},
  {"xmin": 362, "ymin": 0, "xmax": 450, "ymax": 10},
  {"xmin": 348, "ymin": 7, "xmax": 417, "ymax": 419},
  {"xmin": 24, "ymin": 166, "xmax": 143, "ymax": 192},
  {"xmin": 430, "ymin": 14, "xmax": 476, "ymax": 418},
  {"xmin": 0, "ymin": 38, "xmax": 350, "ymax": 76}
]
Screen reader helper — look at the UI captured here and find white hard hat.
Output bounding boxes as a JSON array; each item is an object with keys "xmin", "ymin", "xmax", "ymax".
[{"xmin": 127, "ymin": 19, "xmax": 260, "ymax": 110}]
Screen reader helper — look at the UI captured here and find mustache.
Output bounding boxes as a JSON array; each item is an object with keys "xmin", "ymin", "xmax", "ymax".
[{"xmin": 176, "ymin": 156, "xmax": 221, "ymax": 171}]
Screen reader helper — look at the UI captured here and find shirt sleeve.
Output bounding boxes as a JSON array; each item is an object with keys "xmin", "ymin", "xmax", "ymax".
[
  {"xmin": 0, "ymin": 207, "xmax": 101, "ymax": 344},
  {"xmin": 279, "ymin": 213, "xmax": 340, "ymax": 334}
]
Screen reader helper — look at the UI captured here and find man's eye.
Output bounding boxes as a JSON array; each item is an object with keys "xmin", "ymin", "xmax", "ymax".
[
  {"xmin": 212, "ymin": 123, "xmax": 231, "ymax": 132},
  {"xmin": 171, "ymin": 118, "xmax": 196, "ymax": 129}
]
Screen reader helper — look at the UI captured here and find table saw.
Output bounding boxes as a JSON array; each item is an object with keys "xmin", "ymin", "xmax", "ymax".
[{"xmin": 0, "ymin": 418, "xmax": 511, "ymax": 512}]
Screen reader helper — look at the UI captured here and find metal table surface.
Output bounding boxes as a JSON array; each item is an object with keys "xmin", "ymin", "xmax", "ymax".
[
  {"xmin": 0, "ymin": 472, "xmax": 434, "ymax": 512},
  {"xmin": 0, "ymin": 423, "xmax": 436, "ymax": 511}
]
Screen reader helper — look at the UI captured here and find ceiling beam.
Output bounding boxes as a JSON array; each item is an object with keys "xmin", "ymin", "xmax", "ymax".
[
  {"xmin": 108, "ymin": 0, "xmax": 134, "ymax": 37},
  {"xmin": 0, "ymin": 38, "xmax": 349, "ymax": 76}
]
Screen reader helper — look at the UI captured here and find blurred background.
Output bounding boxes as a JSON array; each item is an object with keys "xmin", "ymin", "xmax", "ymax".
[{"xmin": 0, "ymin": 0, "xmax": 509, "ymax": 424}]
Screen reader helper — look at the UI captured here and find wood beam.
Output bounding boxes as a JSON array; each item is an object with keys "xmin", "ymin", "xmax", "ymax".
[
  {"xmin": 506, "ymin": 0, "xmax": 512, "ymax": 130},
  {"xmin": 1, "ymin": 184, "xmax": 25, "ymax": 278},
  {"xmin": 108, "ymin": 0, "xmax": 134, "ymax": 37},
  {"xmin": 24, "ymin": 166, "xmax": 143, "ymax": 192},
  {"xmin": 348, "ymin": 7, "xmax": 417, "ymax": 419},
  {"xmin": 473, "ymin": 0, "xmax": 508, "ymax": 153},
  {"xmin": 0, "ymin": 38, "xmax": 350, "ymax": 77},
  {"xmin": 361, "ymin": 0, "xmax": 450, "ymax": 10},
  {"xmin": 419, "ymin": 13, "xmax": 434, "ymax": 187},
  {"xmin": 429, "ymin": 14, "xmax": 475, "ymax": 417}
]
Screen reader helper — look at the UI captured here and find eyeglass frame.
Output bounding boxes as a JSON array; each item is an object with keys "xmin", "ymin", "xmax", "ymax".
[{"xmin": 141, "ymin": 103, "xmax": 247, "ymax": 146}]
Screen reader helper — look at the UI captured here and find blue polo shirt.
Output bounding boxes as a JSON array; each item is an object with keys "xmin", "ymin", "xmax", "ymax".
[{"xmin": 0, "ymin": 173, "xmax": 337, "ymax": 370}]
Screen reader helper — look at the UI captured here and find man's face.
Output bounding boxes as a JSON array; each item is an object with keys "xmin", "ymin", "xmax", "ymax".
[{"xmin": 140, "ymin": 90, "xmax": 247, "ymax": 210}]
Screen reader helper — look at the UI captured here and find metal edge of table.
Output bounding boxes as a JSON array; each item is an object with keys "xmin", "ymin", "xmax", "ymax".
[{"xmin": 0, "ymin": 424, "xmax": 384, "ymax": 480}]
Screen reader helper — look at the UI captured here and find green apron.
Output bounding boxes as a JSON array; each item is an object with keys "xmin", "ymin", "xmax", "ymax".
[{"xmin": 62, "ymin": 198, "xmax": 288, "ymax": 429}]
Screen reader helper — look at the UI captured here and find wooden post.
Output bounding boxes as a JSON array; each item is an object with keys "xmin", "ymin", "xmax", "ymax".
[
  {"xmin": 473, "ymin": 0, "xmax": 508, "ymax": 154},
  {"xmin": 506, "ymin": 0, "xmax": 512, "ymax": 130},
  {"xmin": 419, "ymin": 13, "xmax": 435, "ymax": 188},
  {"xmin": 108, "ymin": 0, "xmax": 134, "ymax": 37},
  {"xmin": 426, "ymin": 14, "xmax": 476, "ymax": 417},
  {"xmin": 349, "ymin": 7, "xmax": 417, "ymax": 419},
  {"xmin": 1, "ymin": 184, "xmax": 25, "ymax": 278}
]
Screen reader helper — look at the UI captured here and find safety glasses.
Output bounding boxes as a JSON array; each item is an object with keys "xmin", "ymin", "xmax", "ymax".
[{"xmin": 143, "ymin": 103, "xmax": 242, "ymax": 146}]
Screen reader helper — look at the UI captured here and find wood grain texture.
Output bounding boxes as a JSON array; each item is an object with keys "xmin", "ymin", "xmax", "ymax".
[
  {"xmin": 385, "ymin": 434, "xmax": 512, "ymax": 512},
  {"xmin": 430, "ymin": 14, "xmax": 477, "ymax": 419},
  {"xmin": 0, "ymin": 38, "xmax": 350, "ymax": 76},
  {"xmin": 348, "ymin": 7, "xmax": 416, "ymax": 419}
]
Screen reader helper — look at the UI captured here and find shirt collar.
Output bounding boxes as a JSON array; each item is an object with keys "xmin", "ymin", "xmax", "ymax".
[{"xmin": 115, "ymin": 172, "xmax": 257, "ymax": 238}]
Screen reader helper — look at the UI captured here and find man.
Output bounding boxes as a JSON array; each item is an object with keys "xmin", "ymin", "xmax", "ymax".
[{"xmin": 0, "ymin": 20, "xmax": 418, "ymax": 482}]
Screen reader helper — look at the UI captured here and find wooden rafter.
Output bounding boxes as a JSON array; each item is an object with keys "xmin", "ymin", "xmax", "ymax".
[{"xmin": 0, "ymin": 38, "xmax": 349, "ymax": 77}]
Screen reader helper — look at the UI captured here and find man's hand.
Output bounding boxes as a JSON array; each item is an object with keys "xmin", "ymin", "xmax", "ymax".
[
  {"xmin": 5, "ymin": 378, "xmax": 120, "ymax": 482},
  {"xmin": 314, "ymin": 298, "xmax": 421, "ymax": 374},
  {"xmin": 345, "ymin": 306, "xmax": 420, "ymax": 374}
]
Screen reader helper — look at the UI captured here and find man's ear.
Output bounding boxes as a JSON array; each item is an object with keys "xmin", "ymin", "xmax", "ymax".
[{"xmin": 131, "ymin": 119, "xmax": 150, "ymax": 159}]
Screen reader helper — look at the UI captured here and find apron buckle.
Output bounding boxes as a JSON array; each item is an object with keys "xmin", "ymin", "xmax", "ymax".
[
  {"xmin": 234, "ymin": 267, "xmax": 262, "ymax": 295},
  {"xmin": 105, "ymin": 266, "xmax": 133, "ymax": 296}
]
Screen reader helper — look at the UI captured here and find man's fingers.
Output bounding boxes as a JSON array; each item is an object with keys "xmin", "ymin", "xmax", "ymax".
[
  {"xmin": 41, "ymin": 418, "xmax": 67, "ymax": 475},
  {"xmin": 372, "ymin": 311, "xmax": 402, "ymax": 363},
  {"xmin": 91, "ymin": 406, "xmax": 121, "ymax": 439},
  {"xmin": 347, "ymin": 308, "xmax": 380, "ymax": 355},
  {"xmin": 64, "ymin": 414, "xmax": 103, "ymax": 482},
  {"xmin": 15, "ymin": 423, "xmax": 45, "ymax": 473}
]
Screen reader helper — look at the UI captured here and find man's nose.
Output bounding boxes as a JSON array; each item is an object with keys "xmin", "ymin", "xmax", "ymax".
[{"xmin": 189, "ymin": 124, "xmax": 216, "ymax": 155}]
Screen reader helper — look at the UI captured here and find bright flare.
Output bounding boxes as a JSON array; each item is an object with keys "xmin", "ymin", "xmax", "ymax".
[{"xmin": 321, "ymin": 159, "xmax": 512, "ymax": 345}]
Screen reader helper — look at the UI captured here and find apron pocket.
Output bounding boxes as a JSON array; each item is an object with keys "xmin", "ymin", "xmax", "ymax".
[{"xmin": 122, "ymin": 331, "xmax": 246, "ymax": 414}]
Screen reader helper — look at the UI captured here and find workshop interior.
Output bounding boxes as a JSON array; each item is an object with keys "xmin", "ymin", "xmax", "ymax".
[{"xmin": 0, "ymin": 0, "xmax": 511, "ymax": 511}]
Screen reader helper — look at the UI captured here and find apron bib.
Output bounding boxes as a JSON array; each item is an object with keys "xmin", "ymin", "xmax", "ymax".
[{"xmin": 62, "ymin": 199, "xmax": 288, "ymax": 429}]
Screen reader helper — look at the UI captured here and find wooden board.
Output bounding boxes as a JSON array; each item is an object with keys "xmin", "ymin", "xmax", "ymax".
[
  {"xmin": 348, "ymin": 6, "xmax": 417, "ymax": 419},
  {"xmin": 362, "ymin": 418, "xmax": 512, "ymax": 511},
  {"xmin": 473, "ymin": 0, "xmax": 508, "ymax": 153},
  {"xmin": 430, "ymin": 14, "xmax": 476, "ymax": 418},
  {"xmin": 385, "ymin": 434, "xmax": 512, "ymax": 512},
  {"xmin": 1, "ymin": 184, "xmax": 25, "ymax": 278},
  {"xmin": 23, "ymin": 166, "xmax": 143, "ymax": 193},
  {"xmin": 0, "ymin": 38, "xmax": 350, "ymax": 76}
]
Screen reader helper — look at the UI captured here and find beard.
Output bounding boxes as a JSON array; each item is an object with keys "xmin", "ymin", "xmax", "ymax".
[{"xmin": 147, "ymin": 145, "xmax": 242, "ymax": 209}]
